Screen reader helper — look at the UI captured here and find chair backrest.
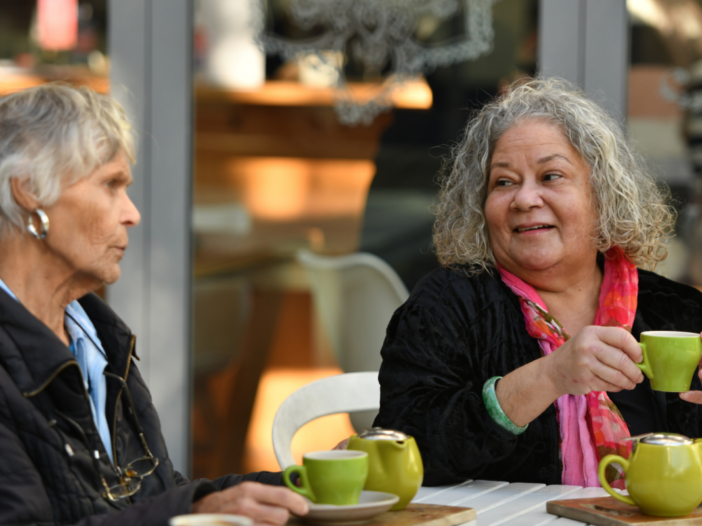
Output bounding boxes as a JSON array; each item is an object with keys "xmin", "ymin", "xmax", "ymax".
[
  {"xmin": 297, "ymin": 250, "xmax": 409, "ymax": 373},
  {"xmin": 272, "ymin": 371, "xmax": 380, "ymax": 469}
]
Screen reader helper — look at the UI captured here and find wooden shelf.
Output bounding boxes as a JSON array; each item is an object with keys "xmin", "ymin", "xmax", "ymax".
[
  {"xmin": 195, "ymin": 79, "xmax": 433, "ymax": 110},
  {"xmin": 1, "ymin": 72, "xmax": 431, "ymax": 112},
  {"xmin": 0, "ymin": 67, "xmax": 108, "ymax": 95}
]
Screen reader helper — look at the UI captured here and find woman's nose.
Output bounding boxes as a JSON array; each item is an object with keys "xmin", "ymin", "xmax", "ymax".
[
  {"xmin": 122, "ymin": 194, "xmax": 141, "ymax": 227},
  {"xmin": 511, "ymin": 180, "xmax": 544, "ymax": 211}
]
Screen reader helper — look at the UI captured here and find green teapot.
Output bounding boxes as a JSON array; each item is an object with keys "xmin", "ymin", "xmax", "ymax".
[
  {"xmin": 346, "ymin": 428, "xmax": 423, "ymax": 511},
  {"xmin": 599, "ymin": 433, "xmax": 702, "ymax": 517}
]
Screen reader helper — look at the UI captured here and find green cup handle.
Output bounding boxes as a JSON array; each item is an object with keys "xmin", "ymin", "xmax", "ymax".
[
  {"xmin": 282, "ymin": 465, "xmax": 316, "ymax": 502},
  {"xmin": 637, "ymin": 342, "xmax": 653, "ymax": 380},
  {"xmin": 598, "ymin": 455, "xmax": 636, "ymax": 506}
]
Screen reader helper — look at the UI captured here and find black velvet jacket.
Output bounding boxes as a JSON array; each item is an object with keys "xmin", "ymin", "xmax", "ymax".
[{"xmin": 374, "ymin": 267, "xmax": 702, "ymax": 486}]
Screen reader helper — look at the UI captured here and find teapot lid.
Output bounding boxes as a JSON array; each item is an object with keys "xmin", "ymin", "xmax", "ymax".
[
  {"xmin": 357, "ymin": 427, "xmax": 409, "ymax": 441},
  {"xmin": 637, "ymin": 433, "xmax": 693, "ymax": 446}
]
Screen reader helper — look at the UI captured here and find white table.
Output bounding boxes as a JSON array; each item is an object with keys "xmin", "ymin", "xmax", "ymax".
[{"xmin": 413, "ymin": 480, "xmax": 614, "ymax": 525}]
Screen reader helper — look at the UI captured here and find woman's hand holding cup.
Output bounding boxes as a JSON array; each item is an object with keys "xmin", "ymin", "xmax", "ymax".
[
  {"xmin": 545, "ymin": 326, "xmax": 645, "ymax": 397},
  {"xmin": 546, "ymin": 328, "xmax": 702, "ymax": 398}
]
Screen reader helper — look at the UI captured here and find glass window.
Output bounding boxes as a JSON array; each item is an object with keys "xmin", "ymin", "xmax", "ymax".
[
  {"xmin": 0, "ymin": 0, "xmax": 108, "ymax": 95},
  {"xmin": 627, "ymin": 0, "xmax": 702, "ymax": 286},
  {"xmin": 190, "ymin": 0, "xmax": 539, "ymax": 477}
]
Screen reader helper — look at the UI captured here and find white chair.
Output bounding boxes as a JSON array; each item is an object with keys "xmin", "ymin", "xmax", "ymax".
[
  {"xmin": 297, "ymin": 250, "xmax": 408, "ymax": 431},
  {"xmin": 272, "ymin": 371, "xmax": 380, "ymax": 469},
  {"xmin": 297, "ymin": 250, "xmax": 409, "ymax": 374}
]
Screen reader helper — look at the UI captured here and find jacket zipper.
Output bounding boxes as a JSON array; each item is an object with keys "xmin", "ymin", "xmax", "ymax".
[
  {"xmin": 111, "ymin": 335, "xmax": 136, "ymax": 468},
  {"xmin": 24, "ymin": 335, "xmax": 137, "ymax": 475},
  {"xmin": 23, "ymin": 361, "xmax": 80, "ymax": 398},
  {"xmin": 24, "ymin": 360, "xmax": 119, "ymax": 467}
]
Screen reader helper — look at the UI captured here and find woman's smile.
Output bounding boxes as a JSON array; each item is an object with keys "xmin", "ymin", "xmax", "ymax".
[{"xmin": 514, "ymin": 223, "xmax": 556, "ymax": 234}]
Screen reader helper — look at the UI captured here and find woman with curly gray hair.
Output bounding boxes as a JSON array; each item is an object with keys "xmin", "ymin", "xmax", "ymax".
[
  {"xmin": 0, "ymin": 84, "xmax": 307, "ymax": 526},
  {"xmin": 374, "ymin": 78, "xmax": 702, "ymax": 488}
]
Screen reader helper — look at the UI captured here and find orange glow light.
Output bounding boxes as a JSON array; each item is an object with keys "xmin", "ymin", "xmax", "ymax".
[
  {"xmin": 197, "ymin": 79, "xmax": 433, "ymax": 110},
  {"xmin": 242, "ymin": 367, "xmax": 356, "ymax": 473},
  {"xmin": 221, "ymin": 157, "xmax": 375, "ymax": 221}
]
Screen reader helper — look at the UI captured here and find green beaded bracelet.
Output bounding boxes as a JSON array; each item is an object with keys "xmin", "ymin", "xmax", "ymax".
[{"xmin": 482, "ymin": 376, "xmax": 528, "ymax": 435}]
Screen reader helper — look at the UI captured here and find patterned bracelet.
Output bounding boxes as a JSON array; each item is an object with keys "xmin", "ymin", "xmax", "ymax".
[{"xmin": 482, "ymin": 376, "xmax": 528, "ymax": 435}]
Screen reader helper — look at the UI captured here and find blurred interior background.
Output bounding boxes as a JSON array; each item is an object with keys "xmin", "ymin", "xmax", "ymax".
[{"xmin": 1, "ymin": 0, "xmax": 701, "ymax": 478}]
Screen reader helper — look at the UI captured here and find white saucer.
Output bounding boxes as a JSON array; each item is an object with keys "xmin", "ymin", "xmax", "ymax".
[{"xmin": 298, "ymin": 490, "xmax": 400, "ymax": 524}]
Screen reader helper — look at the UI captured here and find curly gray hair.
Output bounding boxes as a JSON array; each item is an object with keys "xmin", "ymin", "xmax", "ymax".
[
  {"xmin": 0, "ymin": 83, "xmax": 135, "ymax": 235},
  {"xmin": 433, "ymin": 77, "xmax": 676, "ymax": 274}
]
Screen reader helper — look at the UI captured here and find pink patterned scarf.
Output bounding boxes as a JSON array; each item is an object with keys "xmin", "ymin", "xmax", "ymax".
[{"xmin": 498, "ymin": 247, "xmax": 637, "ymax": 488}]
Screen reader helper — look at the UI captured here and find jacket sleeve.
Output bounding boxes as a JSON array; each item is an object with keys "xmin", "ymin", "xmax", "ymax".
[
  {"xmin": 373, "ymin": 291, "xmax": 522, "ymax": 486},
  {"xmin": 176, "ymin": 470, "xmax": 284, "ymax": 491},
  {"xmin": 208, "ymin": 471, "xmax": 283, "ymax": 489},
  {"xmin": 62, "ymin": 483, "xmax": 219, "ymax": 526},
  {"xmin": 61, "ymin": 471, "xmax": 285, "ymax": 526}
]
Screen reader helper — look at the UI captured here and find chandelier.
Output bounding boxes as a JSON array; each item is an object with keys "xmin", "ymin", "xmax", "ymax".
[{"xmin": 255, "ymin": 0, "xmax": 499, "ymax": 125}]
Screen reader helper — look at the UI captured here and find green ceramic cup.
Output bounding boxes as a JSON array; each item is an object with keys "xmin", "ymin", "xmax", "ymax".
[
  {"xmin": 282, "ymin": 450, "xmax": 368, "ymax": 505},
  {"xmin": 637, "ymin": 331, "xmax": 702, "ymax": 392}
]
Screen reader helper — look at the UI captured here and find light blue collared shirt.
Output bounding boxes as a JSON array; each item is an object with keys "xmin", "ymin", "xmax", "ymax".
[{"xmin": 0, "ymin": 279, "xmax": 113, "ymax": 461}]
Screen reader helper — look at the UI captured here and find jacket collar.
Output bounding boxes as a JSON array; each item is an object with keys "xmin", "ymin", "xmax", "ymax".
[
  {"xmin": 0, "ymin": 288, "xmax": 133, "ymax": 395},
  {"xmin": 76, "ymin": 293, "xmax": 134, "ymax": 379}
]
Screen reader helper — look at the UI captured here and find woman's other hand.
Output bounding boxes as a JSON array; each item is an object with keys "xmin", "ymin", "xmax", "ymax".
[
  {"xmin": 679, "ymin": 332, "xmax": 702, "ymax": 404},
  {"xmin": 332, "ymin": 438, "xmax": 349, "ymax": 450},
  {"xmin": 191, "ymin": 481, "xmax": 309, "ymax": 526},
  {"xmin": 546, "ymin": 326, "xmax": 645, "ymax": 396}
]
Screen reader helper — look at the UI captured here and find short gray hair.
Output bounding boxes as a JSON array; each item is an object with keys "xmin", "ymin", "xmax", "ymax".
[
  {"xmin": 433, "ymin": 77, "xmax": 676, "ymax": 273},
  {"xmin": 0, "ymin": 83, "xmax": 135, "ymax": 235}
]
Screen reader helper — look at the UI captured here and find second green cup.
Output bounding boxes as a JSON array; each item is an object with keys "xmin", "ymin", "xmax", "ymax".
[
  {"xmin": 282, "ymin": 450, "xmax": 368, "ymax": 505},
  {"xmin": 637, "ymin": 331, "xmax": 702, "ymax": 392}
]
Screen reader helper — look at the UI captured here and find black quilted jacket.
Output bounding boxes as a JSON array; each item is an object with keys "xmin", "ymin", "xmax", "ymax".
[
  {"xmin": 375, "ymin": 266, "xmax": 702, "ymax": 486},
  {"xmin": 0, "ymin": 289, "xmax": 280, "ymax": 526}
]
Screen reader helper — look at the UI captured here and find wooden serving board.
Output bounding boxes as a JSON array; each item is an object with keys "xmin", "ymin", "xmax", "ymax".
[
  {"xmin": 290, "ymin": 503, "xmax": 475, "ymax": 526},
  {"xmin": 547, "ymin": 497, "xmax": 702, "ymax": 525}
]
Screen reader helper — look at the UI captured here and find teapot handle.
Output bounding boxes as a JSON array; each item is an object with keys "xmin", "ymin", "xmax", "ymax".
[{"xmin": 598, "ymin": 455, "xmax": 635, "ymax": 506}]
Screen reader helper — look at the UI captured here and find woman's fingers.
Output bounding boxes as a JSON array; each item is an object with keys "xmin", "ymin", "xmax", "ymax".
[
  {"xmin": 680, "ymin": 391, "xmax": 702, "ymax": 404},
  {"xmin": 241, "ymin": 483, "xmax": 309, "ymax": 516},
  {"xmin": 588, "ymin": 359, "xmax": 636, "ymax": 391},
  {"xmin": 584, "ymin": 326, "xmax": 644, "ymax": 387},
  {"xmin": 594, "ymin": 326, "xmax": 643, "ymax": 365},
  {"xmin": 192, "ymin": 482, "xmax": 309, "ymax": 525},
  {"xmin": 332, "ymin": 438, "xmax": 350, "ymax": 450},
  {"xmin": 549, "ymin": 326, "xmax": 644, "ymax": 396},
  {"xmin": 222, "ymin": 496, "xmax": 291, "ymax": 526},
  {"xmin": 593, "ymin": 345, "xmax": 643, "ymax": 386},
  {"xmin": 680, "ymin": 366, "xmax": 702, "ymax": 404}
]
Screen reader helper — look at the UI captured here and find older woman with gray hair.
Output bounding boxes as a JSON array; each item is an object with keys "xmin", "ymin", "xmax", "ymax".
[
  {"xmin": 0, "ymin": 84, "xmax": 307, "ymax": 526},
  {"xmin": 374, "ymin": 78, "xmax": 702, "ymax": 488}
]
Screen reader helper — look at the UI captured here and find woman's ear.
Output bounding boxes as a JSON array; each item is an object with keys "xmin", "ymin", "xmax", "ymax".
[{"xmin": 10, "ymin": 177, "xmax": 39, "ymax": 212}]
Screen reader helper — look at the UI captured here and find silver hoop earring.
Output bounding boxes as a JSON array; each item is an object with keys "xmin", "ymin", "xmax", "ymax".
[{"xmin": 27, "ymin": 209, "xmax": 49, "ymax": 240}]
